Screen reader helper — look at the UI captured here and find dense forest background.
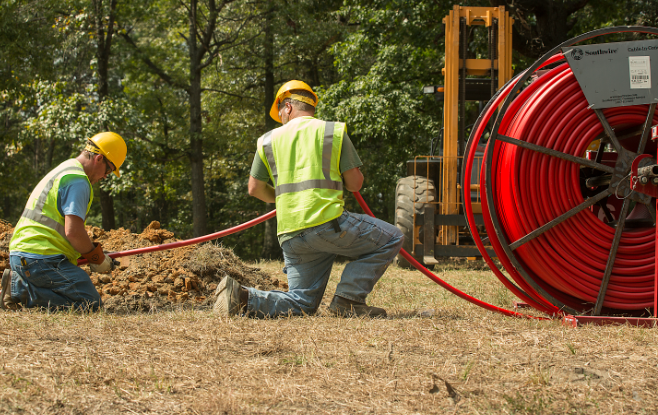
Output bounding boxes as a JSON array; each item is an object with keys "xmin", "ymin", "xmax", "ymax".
[{"xmin": 1, "ymin": 0, "xmax": 657, "ymax": 260}]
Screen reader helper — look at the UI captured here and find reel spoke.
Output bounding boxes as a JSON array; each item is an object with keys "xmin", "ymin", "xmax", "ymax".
[
  {"xmin": 594, "ymin": 109, "xmax": 623, "ymax": 153},
  {"xmin": 497, "ymin": 134, "xmax": 615, "ymax": 174},
  {"xmin": 509, "ymin": 187, "xmax": 614, "ymax": 250},
  {"xmin": 593, "ymin": 198, "xmax": 632, "ymax": 315},
  {"xmin": 637, "ymin": 103, "xmax": 657, "ymax": 154}
]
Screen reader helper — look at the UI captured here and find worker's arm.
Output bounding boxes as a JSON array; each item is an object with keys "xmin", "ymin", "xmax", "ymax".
[
  {"xmin": 248, "ymin": 176, "xmax": 276, "ymax": 203},
  {"xmin": 342, "ymin": 167, "xmax": 364, "ymax": 193},
  {"xmin": 65, "ymin": 215, "xmax": 95, "ymax": 254}
]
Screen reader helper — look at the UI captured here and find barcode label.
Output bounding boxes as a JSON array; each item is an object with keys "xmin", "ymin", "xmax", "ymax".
[{"xmin": 629, "ymin": 56, "xmax": 651, "ymax": 89}]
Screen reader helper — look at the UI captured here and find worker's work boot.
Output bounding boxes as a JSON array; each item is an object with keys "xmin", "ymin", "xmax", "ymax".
[
  {"xmin": 213, "ymin": 276, "xmax": 245, "ymax": 316},
  {"xmin": 328, "ymin": 295, "xmax": 387, "ymax": 318},
  {"xmin": 0, "ymin": 269, "xmax": 20, "ymax": 311}
]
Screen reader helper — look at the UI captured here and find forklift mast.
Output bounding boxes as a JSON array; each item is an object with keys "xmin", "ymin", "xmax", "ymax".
[
  {"xmin": 395, "ymin": 6, "xmax": 514, "ymax": 268},
  {"xmin": 440, "ymin": 5, "xmax": 514, "ymax": 246}
]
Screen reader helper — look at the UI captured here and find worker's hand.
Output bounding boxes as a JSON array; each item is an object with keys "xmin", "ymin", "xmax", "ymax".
[
  {"xmin": 82, "ymin": 243, "xmax": 116, "ymax": 274},
  {"xmin": 90, "ymin": 254, "xmax": 116, "ymax": 274},
  {"xmin": 82, "ymin": 242, "xmax": 105, "ymax": 264}
]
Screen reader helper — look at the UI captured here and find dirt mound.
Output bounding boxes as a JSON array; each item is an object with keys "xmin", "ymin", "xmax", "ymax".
[
  {"xmin": 0, "ymin": 219, "xmax": 13, "ymax": 270},
  {"xmin": 0, "ymin": 220, "xmax": 285, "ymax": 313},
  {"xmin": 137, "ymin": 220, "xmax": 175, "ymax": 243}
]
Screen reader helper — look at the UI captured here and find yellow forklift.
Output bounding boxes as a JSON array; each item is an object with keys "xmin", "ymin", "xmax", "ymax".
[{"xmin": 395, "ymin": 6, "xmax": 514, "ymax": 267}]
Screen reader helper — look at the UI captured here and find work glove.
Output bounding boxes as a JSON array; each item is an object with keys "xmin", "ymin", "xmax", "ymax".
[
  {"xmin": 82, "ymin": 243, "xmax": 117, "ymax": 274},
  {"xmin": 90, "ymin": 254, "xmax": 116, "ymax": 274}
]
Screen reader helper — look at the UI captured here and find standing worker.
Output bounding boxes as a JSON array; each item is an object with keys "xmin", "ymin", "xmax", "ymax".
[
  {"xmin": 215, "ymin": 80, "xmax": 403, "ymax": 318},
  {"xmin": 2, "ymin": 132, "xmax": 127, "ymax": 311}
]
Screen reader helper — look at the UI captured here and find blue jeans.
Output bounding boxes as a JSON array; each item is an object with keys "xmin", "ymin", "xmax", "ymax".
[
  {"xmin": 9, "ymin": 254, "xmax": 101, "ymax": 311},
  {"xmin": 246, "ymin": 211, "xmax": 404, "ymax": 318}
]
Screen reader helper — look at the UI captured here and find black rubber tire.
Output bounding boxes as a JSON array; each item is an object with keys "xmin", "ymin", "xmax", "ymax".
[{"xmin": 394, "ymin": 176, "xmax": 437, "ymax": 269}]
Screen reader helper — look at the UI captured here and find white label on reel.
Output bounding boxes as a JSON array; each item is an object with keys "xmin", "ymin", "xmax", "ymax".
[{"xmin": 629, "ymin": 56, "xmax": 651, "ymax": 89}]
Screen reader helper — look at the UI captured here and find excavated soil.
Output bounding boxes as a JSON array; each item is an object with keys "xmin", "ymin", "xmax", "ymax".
[
  {"xmin": 0, "ymin": 220, "xmax": 12, "ymax": 272},
  {"xmin": 0, "ymin": 220, "xmax": 285, "ymax": 313}
]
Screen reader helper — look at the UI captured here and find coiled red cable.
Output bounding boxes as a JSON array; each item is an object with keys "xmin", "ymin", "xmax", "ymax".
[
  {"xmin": 467, "ymin": 55, "xmax": 657, "ymax": 313},
  {"xmin": 462, "ymin": 55, "xmax": 566, "ymax": 316}
]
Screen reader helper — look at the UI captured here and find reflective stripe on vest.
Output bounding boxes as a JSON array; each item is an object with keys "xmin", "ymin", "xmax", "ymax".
[
  {"xmin": 20, "ymin": 165, "xmax": 85, "ymax": 239},
  {"xmin": 263, "ymin": 121, "xmax": 343, "ymax": 196}
]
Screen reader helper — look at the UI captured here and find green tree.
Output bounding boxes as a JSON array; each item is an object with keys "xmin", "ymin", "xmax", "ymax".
[
  {"xmin": 120, "ymin": 0, "xmax": 256, "ymax": 237},
  {"xmin": 318, "ymin": 0, "xmax": 446, "ymax": 221},
  {"xmin": 492, "ymin": 0, "xmax": 592, "ymax": 59}
]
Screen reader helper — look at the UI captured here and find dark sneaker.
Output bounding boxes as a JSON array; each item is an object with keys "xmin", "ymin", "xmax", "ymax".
[
  {"xmin": 0, "ymin": 269, "xmax": 20, "ymax": 310},
  {"xmin": 328, "ymin": 296, "xmax": 387, "ymax": 318},
  {"xmin": 213, "ymin": 276, "xmax": 243, "ymax": 316}
]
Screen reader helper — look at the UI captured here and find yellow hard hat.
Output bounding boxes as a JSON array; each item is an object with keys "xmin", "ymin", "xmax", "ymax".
[
  {"xmin": 269, "ymin": 80, "xmax": 319, "ymax": 123},
  {"xmin": 87, "ymin": 132, "xmax": 127, "ymax": 178}
]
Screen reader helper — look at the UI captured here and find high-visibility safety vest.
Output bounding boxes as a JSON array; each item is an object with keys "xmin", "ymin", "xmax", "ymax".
[
  {"xmin": 257, "ymin": 116, "xmax": 345, "ymax": 235},
  {"xmin": 10, "ymin": 159, "xmax": 93, "ymax": 264}
]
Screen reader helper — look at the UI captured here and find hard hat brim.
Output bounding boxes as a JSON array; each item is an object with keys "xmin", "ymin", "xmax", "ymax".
[{"xmin": 270, "ymin": 102, "xmax": 282, "ymax": 124}]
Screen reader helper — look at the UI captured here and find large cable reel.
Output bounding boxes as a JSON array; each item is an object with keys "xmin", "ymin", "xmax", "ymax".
[{"xmin": 464, "ymin": 26, "xmax": 658, "ymax": 317}]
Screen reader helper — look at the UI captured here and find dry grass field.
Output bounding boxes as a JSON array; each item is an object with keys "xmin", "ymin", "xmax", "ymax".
[{"xmin": 1, "ymin": 258, "xmax": 658, "ymax": 414}]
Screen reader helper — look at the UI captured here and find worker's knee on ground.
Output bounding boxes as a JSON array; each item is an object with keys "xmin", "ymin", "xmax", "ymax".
[
  {"xmin": 304, "ymin": 305, "xmax": 322, "ymax": 316},
  {"xmin": 296, "ymin": 302, "xmax": 319, "ymax": 316}
]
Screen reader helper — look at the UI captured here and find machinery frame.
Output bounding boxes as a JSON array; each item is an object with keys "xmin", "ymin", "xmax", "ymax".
[{"xmin": 396, "ymin": 6, "xmax": 513, "ymax": 266}]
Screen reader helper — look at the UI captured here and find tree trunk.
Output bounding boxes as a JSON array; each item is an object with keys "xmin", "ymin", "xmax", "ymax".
[
  {"xmin": 99, "ymin": 189, "xmax": 116, "ymax": 230},
  {"xmin": 94, "ymin": 0, "xmax": 117, "ymax": 230},
  {"xmin": 188, "ymin": 0, "xmax": 208, "ymax": 237},
  {"xmin": 34, "ymin": 137, "xmax": 42, "ymax": 175},
  {"xmin": 260, "ymin": 2, "xmax": 282, "ymax": 259}
]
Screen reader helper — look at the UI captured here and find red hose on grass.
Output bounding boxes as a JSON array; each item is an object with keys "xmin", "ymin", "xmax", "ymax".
[{"xmin": 352, "ymin": 192, "xmax": 549, "ymax": 320}]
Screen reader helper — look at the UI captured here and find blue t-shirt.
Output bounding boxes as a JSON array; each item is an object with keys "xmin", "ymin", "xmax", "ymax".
[
  {"xmin": 12, "ymin": 174, "xmax": 90, "ymax": 259},
  {"xmin": 57, "ymin": 175, "xmax": 91, "ymax": 220}
]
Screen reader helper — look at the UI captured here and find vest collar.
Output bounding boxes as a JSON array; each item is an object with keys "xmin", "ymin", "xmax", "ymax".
[{"xmin": 286, "ymin": 115, "xmax": 315, "ymax": 125}]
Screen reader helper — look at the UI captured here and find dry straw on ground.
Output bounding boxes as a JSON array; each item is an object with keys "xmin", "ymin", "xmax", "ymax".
[{"xmin": 1, "ymin": 258, "xmax": 658, "ymax": 414}]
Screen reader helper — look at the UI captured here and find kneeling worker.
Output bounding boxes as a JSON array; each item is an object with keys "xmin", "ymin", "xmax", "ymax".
[
  {"xmin": 215, "ymin": 80, "xmax": 403, "ymax": 318},
  {"xmin": 2, "ymin": 132, "xmax": 128, "ymax": 310}
]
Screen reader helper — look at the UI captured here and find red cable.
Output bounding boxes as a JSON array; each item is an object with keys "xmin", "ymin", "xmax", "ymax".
[
  {"xmin": 353, "ymin": 192, "xmax": 549, "ymax": 320},
  {"xmin": 463, "ymin": 54, "xmax": 566, "ymax": 315},
  {"xmin": 77, "ymin": 210, "xmax": 277, "ymax": 265},
  {"xmin": 81, "ymin": 190, "xmax": 545, "ymax": 319}
]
